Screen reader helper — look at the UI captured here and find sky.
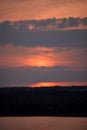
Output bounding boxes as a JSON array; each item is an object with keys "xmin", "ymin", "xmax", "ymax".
[{"xmin": 0, "ymin": 0, "xmax": 87, "ymax": 87}]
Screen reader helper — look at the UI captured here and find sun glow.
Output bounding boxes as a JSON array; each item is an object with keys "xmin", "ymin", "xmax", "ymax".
[
  {"xmin": 0, "ymin": 45, "xmax": 87, "ymax": 70},
  {"xmin": 34, "ymin": 60, "xmax": 49, "ymax": 67},
  {"xmin": 26, "ymin": 56, "xmax": 55, "ymax": 67},
  {"xmin": 31, "ymin": 82, "xmax": 58, "ymax": 87},
  {"xmin": 30, "ymin": 82, "xmax": 87, "ymax": 87}
]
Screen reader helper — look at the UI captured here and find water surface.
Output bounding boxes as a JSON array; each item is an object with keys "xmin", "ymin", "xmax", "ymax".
[{"xmin": 0, "ymin": 117, "xmax": 87, "ymax": 130}]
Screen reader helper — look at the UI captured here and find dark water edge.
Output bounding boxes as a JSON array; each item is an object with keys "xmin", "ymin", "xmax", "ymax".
[{"xmin": 0, "ymin": 86, "xmax": 87, "ymax": 117}]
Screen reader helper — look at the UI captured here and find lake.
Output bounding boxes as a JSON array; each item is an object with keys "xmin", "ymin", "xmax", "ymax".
[{"xmin": 0, "ymin": 117, "xmax": 87, "ymax": 130}]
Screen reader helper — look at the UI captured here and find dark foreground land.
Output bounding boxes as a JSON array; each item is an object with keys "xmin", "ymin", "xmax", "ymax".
[{"xmin": 0, "ymin": 86, "xmax": 87, "ymax": 117}]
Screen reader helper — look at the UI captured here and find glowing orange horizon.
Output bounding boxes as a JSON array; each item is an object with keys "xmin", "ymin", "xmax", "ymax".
[
  {"xmin": 1, "ymin": 81, "xmax": 87, "ymax": 87},
  {"xmin": 29, "ymin": 81, "xmax": 87, "ymax": 87},
  {"xmin": 31, "ymin": 82, "xmax": 58, "ymax": 87}
]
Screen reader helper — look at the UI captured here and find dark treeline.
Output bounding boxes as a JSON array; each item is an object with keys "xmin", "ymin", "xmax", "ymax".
[{"xmin": 0, "ymin": 86, "xmax": 87, "ymax": 117}]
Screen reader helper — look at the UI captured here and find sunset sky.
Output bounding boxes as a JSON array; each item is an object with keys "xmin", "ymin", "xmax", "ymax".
[{"xmin": 0, "ymin": 0, "xmax": 87, "ymax": 87}]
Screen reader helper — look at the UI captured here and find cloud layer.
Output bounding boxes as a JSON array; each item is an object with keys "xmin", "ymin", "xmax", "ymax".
[
  {"xmin": 0, "ymin": 66, "xmax": 87, "ymax": 87},
  {"xmin": 0, "ymin": 18, "xmax": 87, "ymax": 47}
]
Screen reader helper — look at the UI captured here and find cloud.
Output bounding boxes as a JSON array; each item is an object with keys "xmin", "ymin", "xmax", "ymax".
[
  {"xmin": 0, "ymin": 18, "xmax": 87, "ymax": 47},
  {"xmin": 1, "ymin": 17, "xmax": 87, "ymax": 31},
  {"xmin": 0, "ymin": 16, "xmax": 87, "ymax": 87},
  {"xmin": 0, "ymin": 66, "xmax": 87, "ymax": 87}
]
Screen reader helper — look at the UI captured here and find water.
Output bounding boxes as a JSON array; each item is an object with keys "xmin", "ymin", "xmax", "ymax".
[{"xmin": 0, "ymin": 117, "xmax": 87, "ymax": 130}]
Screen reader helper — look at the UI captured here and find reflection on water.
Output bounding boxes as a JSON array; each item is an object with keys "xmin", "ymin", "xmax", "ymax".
[{"xmin": 0, "ymin": 117, "xmax": 87, "ymax": 130}]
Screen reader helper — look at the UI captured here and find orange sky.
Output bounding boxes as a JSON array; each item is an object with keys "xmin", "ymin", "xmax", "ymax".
[
  {"xmin": 0, "ymin": 44, "xmax": 87, "ymax": 71},
  {"xmin": 0, "ymin": 44, "xmax": 87, "ymax": 87},
  {"xmin": 0, "ymin": 0, "xmax": 87, "ymax": 87},
  {"xmin": 0, "ymin": 0, "xmax": 87, "ymax": 21}
]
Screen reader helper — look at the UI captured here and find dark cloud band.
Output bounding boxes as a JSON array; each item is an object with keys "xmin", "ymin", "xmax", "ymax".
[
  {"xmin": 0, "ymin": 66, "xmax": 87, "ymax": 86},
  {"xmin": 0, "ymin": 17, "xmax": 87, "ymax": 47}
]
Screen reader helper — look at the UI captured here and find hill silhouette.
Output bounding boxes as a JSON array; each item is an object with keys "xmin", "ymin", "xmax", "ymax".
[{"xmin": 0, "ymin": 86, "xmax": 87, "ymax": 117}]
